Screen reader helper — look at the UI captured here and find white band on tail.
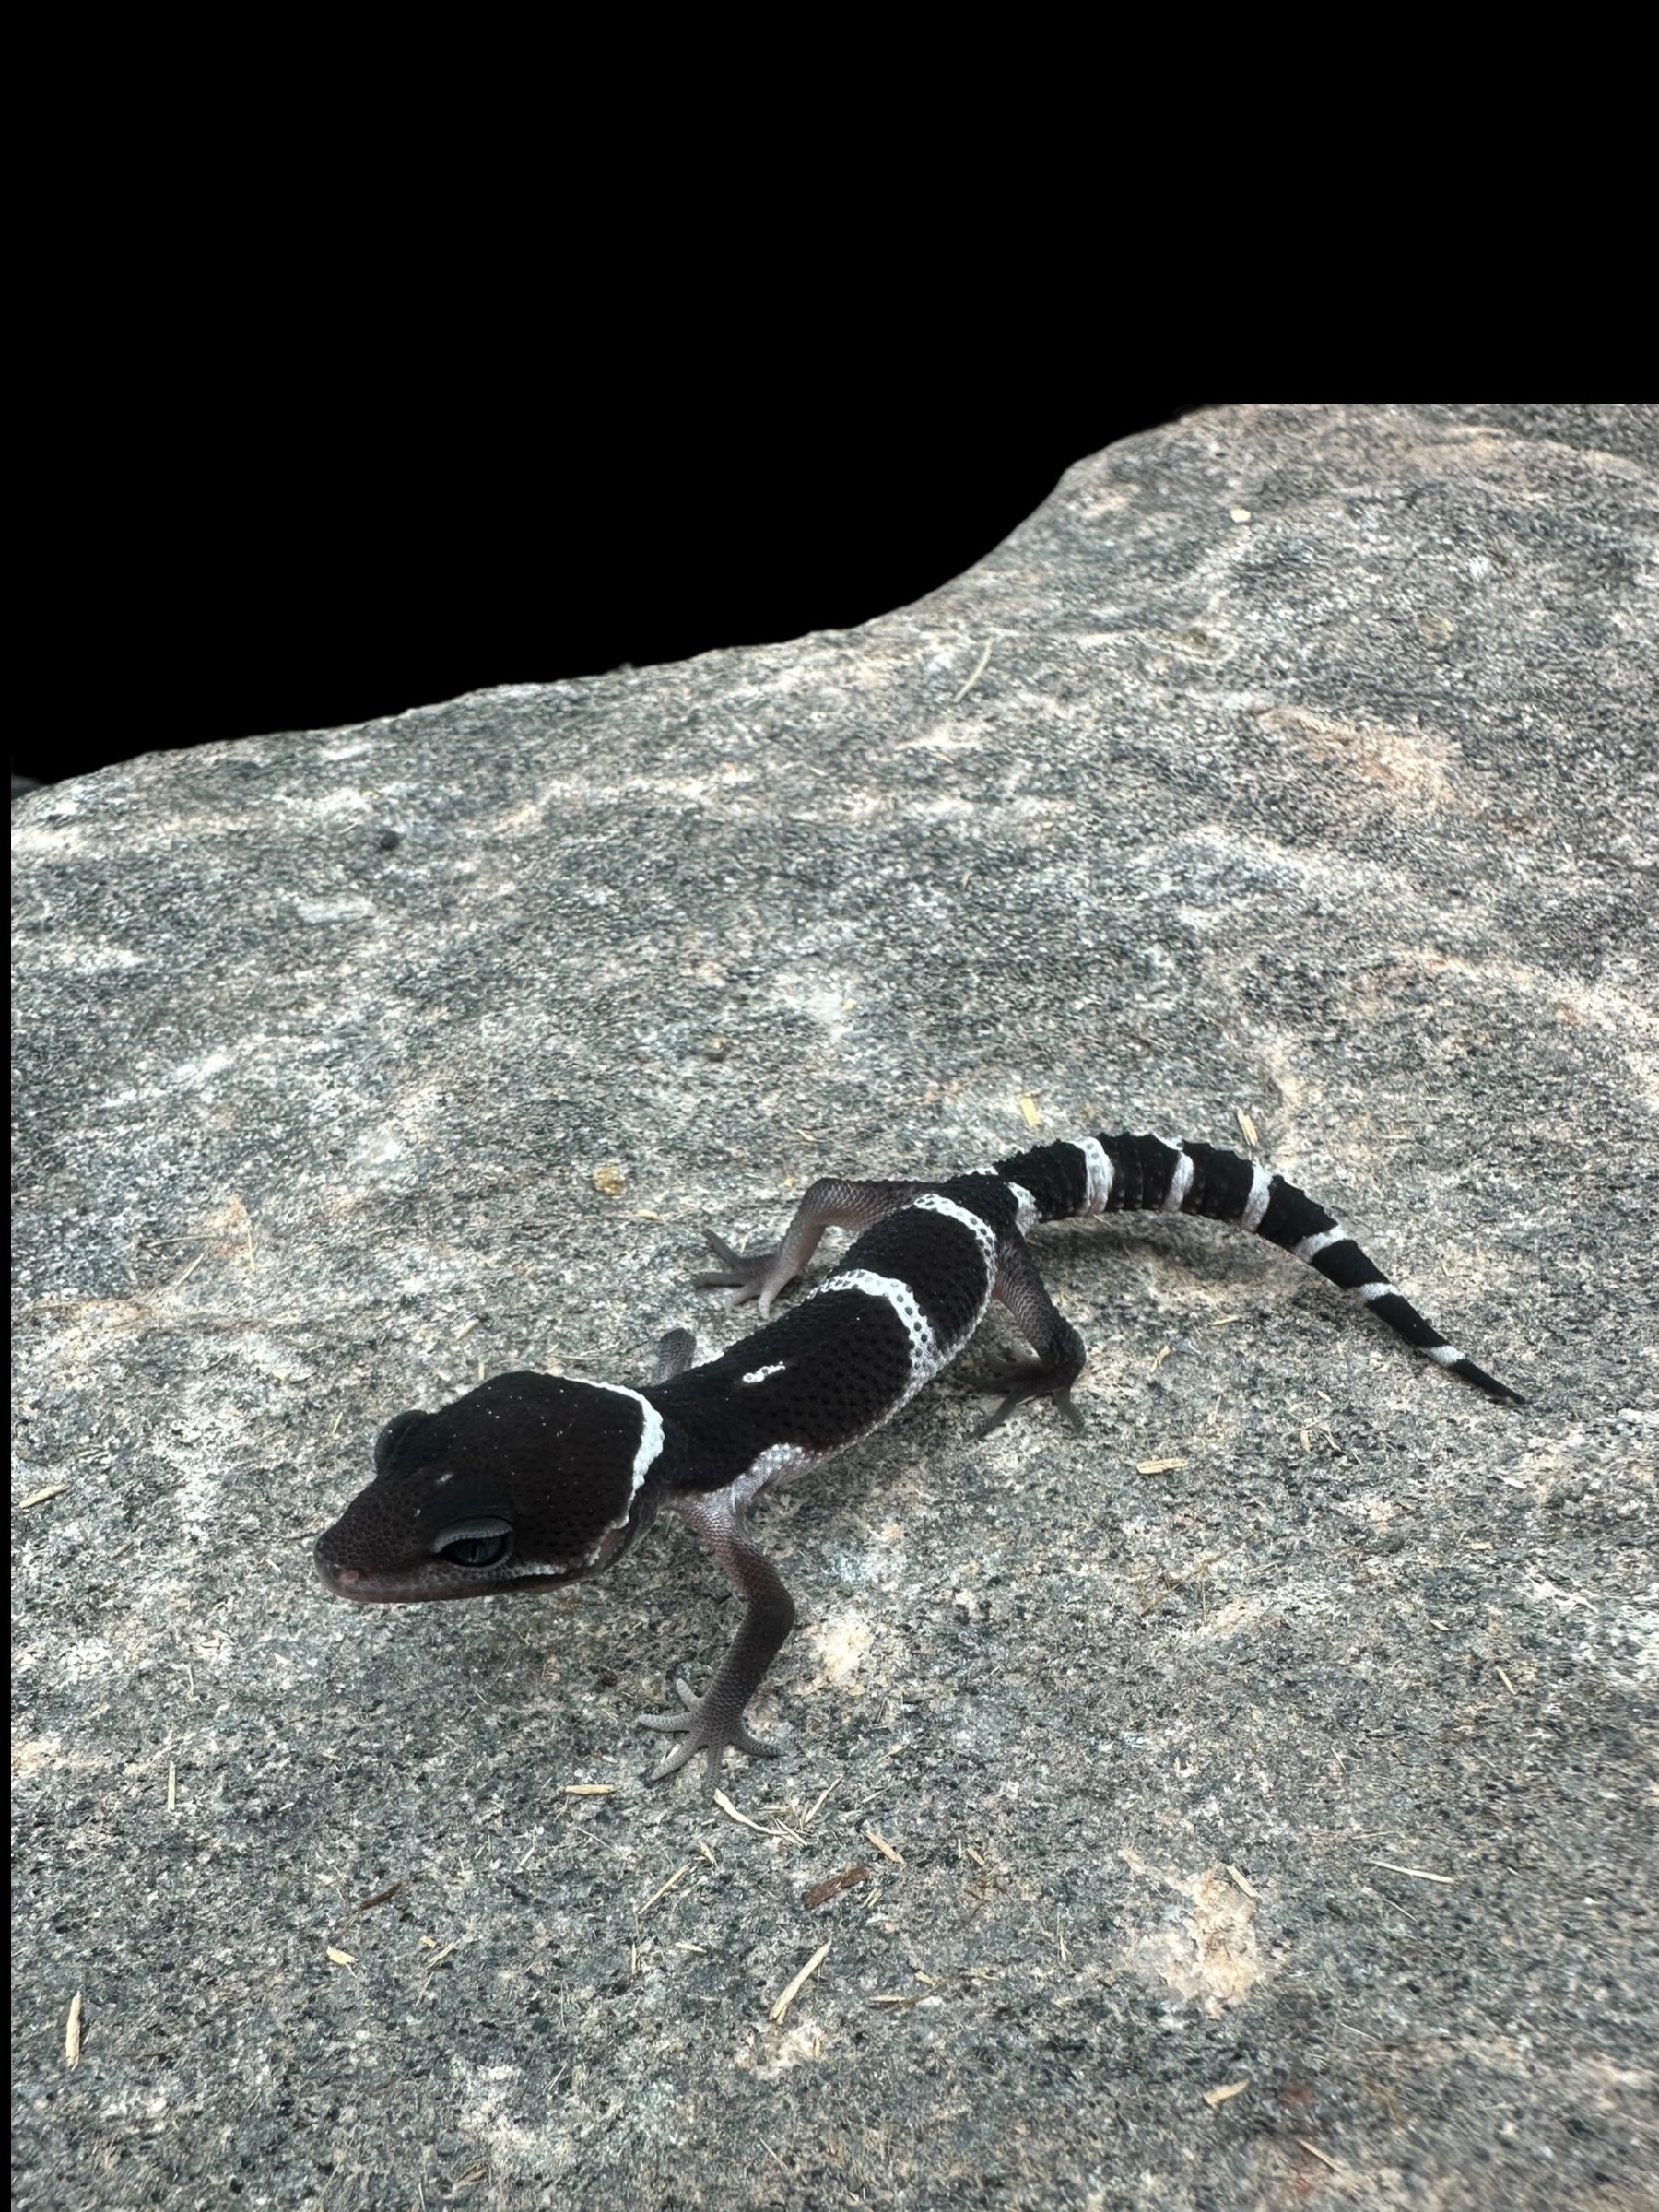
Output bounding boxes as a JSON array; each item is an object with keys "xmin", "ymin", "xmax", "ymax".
[
  {"xmin": 1075, "ymin": 1137, "xmax": 1113, "ymax": 1214},
  {"xmin": 1162, "ymin": 1149, "xmax": 1194, "ymax": 1212},
  {"xmin": 1240, "ymin": 1166, "xmax": 1273, "ymax": 1233},
  {"xmin": 1294, "ymin": 1226, "xmax": 1347, "ymax": 1261}
]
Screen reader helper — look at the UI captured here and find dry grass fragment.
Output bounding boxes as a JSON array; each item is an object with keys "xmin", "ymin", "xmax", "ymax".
[
  {"xmin": 1298, "ymin": 2139, "xmax": 1344, "ymax": 2173},
  {"xmin": 18, "ymin": 1485, "xmax": 68, "ymax": 1510},
  {"xmin": 1018, "ymin": 1093, "xmax": 1041, "ymax": 1129},
  {"xmin": 864, "ymin": 1828, "xmax": 904, "ymax": 1865},
  {"xmin": 769, "ymin": 1943, "xmax": 830, "ymax": 2023},
  {"xmin": 65, "ymin": 1993, "xmax": 82, "ymax": 2067},
  {"xmin": 1137, "ymin": 1457, "xmax": 1186, "ymax": 1476},
  {"xmin": 636, "ymin": 1865, "xmax": 689, "ymax": 1918},
  {"xmin": 799, "ymin": 1773, "xmax": 841, "ymax": 1826},
  {"xmin": 951, "ymin": 641, "xmax": 993, "ymax": 702},
  {"xmin": 1204, "ymin": 2079, "xmax": 1248, "ymax": 2107},
  {"xmin": 1235, "ymin": 1108, "xmax": 1259, "ymax": 1148},
  {"xmin": 1367, "ymin": 1859, "xmax": 1453, "ymax": 1885},
  {"xmin": 712, "ymin": 1788, "xmax": 802, "ymax": 1841}
]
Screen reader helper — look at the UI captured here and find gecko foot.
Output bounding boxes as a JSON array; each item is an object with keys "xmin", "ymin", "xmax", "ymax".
[
  {"xmin": 970, "ymin": 1356, "xmax": 1086, "ymax": 1439},
  {"xmin": 640, "ymin": 1677, "xmax": 781, "ymax": 1791},
  {"xmin": 690, "ymin": 1231, "xmax": 796, "ymax": 1314}
]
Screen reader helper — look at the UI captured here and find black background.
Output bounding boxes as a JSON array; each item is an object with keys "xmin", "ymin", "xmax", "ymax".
[{"xmin": 22, "ymin": 399, "xmax": 1199, "ymax": 788}]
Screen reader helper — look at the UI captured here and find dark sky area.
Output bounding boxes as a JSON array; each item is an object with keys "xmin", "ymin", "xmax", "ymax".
[{"xmin": 22, "ymin": 398, "xmax": 1201, "ymax": 789}]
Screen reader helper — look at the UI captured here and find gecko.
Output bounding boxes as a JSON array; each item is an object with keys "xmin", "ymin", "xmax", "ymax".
[{"xmin": 314, "ymin": 1129, "xmax": 1524, "ymax": 1788}]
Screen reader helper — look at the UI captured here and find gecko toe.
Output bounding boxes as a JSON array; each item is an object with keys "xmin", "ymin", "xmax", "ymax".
[
  {"xmin": 647, "ymin": 1737, "xmax": 700, "ymax": 1783},
  {"xmin": 729, "ymin": 1723, "xmax": 779, "ymax": 1759},
  {"xmin": 639, "ymin": 1679, "xmax": 700, "ymax": 1732},
  {"xmin": 699, "ymin": 1230, "xmax": 746, "ymax": 1271}
]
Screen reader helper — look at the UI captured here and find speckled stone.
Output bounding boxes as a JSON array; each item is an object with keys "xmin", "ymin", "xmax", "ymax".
[{"xmin": 13, "ymin": 404, "xmax": 1657, "ymax": 2211}]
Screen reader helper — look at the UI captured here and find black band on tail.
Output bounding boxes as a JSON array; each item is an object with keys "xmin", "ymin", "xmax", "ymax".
[{"xmin": 994, "ymin": 1139, "xmax": 1090, "ymax": 1221}]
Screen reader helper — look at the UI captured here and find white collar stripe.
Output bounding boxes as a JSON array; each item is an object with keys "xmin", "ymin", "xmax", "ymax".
[{"xmin": 590, "ymin": 1382, "xmax": 665, "ymax": 1493}]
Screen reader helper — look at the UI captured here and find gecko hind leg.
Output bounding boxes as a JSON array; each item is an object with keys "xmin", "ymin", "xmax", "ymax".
[{"xmin": 967, "ymin": 1232, "xmax": 1087, "ymax": 1437}]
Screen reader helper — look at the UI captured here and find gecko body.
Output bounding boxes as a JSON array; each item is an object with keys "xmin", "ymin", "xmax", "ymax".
[{"xmin": 315, "ymin": 1131, "xmax": 1523, "ymax": 1785}]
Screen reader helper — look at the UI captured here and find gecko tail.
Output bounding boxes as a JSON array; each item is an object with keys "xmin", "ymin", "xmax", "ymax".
[{"xmin": 994, "ymin": 1131, "xmax": 1526, "ymax": 1406}]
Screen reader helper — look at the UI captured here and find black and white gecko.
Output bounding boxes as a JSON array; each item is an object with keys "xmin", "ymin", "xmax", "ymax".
[{"xmin": 315, "ymin": 1131, "xmax": 1523, "ymax": 1787}]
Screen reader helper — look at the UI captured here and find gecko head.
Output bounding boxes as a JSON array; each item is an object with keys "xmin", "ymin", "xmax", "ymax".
[{"xmin": 313, "ymin": 1371, "xmax": 664, "ymax": 1604}]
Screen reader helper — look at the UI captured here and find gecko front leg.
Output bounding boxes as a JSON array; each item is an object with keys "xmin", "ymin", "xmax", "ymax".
[
  {"xmin": 639, "ymin": 1490, "xmax": 796, "ymax": 1791},
  {"xmin": 693, "ymin": 1176, "xmax": 922, "ymax": 1316}
]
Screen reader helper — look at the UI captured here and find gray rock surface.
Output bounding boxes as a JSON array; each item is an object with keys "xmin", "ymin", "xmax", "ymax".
[{"xmin": 12, "ymin": 403, "xmax": 1658, "ymax": 2211}]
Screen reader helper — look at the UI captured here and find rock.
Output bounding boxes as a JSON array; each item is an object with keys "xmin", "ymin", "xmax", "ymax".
[{"xmin": 12, "ymin": 404, "xmax": 1656, "ymax": 2209}]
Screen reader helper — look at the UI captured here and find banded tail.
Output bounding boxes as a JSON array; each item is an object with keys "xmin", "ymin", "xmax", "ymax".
[{"xmin": 994, "ymin": 1132, "xmax": 1524, "ymax": 1406}]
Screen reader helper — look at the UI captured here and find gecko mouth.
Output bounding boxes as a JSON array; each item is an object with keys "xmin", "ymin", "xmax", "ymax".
[{"xmin": 312, "ymin": 1551, "xmax": 572, "ymax": 1604}]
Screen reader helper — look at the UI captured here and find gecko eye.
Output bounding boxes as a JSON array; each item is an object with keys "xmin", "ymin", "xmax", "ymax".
[{"xmin": 432, "ymin": 1519, "xmax": 514, "ymax": 1570}]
